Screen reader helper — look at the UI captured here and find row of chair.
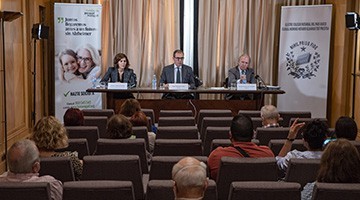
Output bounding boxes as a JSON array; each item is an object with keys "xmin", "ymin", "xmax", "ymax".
[
  {"xmin": 2, "ymin": 180, "xmax": 359, "ymax": 200},
  {"xmin": 36, "ymin": 154, "xmax": 360, "ymax": 200}
]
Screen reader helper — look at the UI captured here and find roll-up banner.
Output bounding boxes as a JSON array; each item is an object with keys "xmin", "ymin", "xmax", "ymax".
[
  {"xmin": 54, "ymin": 3, "xmax": 102, "ymax": 121},
  {"xmin": 277, "ymin": 5, "xmax": 332, "ymax": 118}
]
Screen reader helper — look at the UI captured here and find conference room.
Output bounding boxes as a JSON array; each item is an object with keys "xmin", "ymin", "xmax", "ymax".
[{"xmin": 1, "ymin": 0, "xmax": 360, "ymax": 199}]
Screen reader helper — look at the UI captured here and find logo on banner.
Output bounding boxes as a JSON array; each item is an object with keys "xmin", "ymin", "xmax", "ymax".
[{"xmin": 285, "ymin": 41, "xmax": 320, "ymax": 79}]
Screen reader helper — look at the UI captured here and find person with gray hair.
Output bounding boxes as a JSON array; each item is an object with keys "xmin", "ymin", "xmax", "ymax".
[
  {"xmin": 172, "ymin": 157, "xmax": 208, "ymax": 200},
  {"xmin": 261, "ymin": 105, "xmax": 281, "ymax": 128},
  {"xmin": 0, "ymin": 139, "xmax": 63, "ymax": 200}
]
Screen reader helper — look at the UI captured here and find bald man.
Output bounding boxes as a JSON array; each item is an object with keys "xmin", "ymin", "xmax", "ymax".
[
  {"xmin": 0, "ymin": 139, "xmax": 62, "ymax": 200},
  {"xmin": 172, "ymin": 157, "xmax": 208, "ymax": 200}
]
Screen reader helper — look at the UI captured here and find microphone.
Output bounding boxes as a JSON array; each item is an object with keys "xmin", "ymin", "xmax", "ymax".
[
  {"xmin": 254, "ymin": 74, "xmax": 267, "ymax": 90},
  {"xmin": 194, "ymin": 75, "xmax": 203, "ymax": 87}
]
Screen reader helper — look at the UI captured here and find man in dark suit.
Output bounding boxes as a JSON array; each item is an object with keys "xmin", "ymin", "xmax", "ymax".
[
  {"xmin": 226, "ymin": 54, "xmax": 256, "ymax": 100},
  {"xmin": 160, "ymin": 49, "xmax": 195, "ymax": 99}
]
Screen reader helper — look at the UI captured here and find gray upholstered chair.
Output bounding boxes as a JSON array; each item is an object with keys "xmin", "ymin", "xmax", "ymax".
[{"xmin": 63, "ymin": 180, "xmax": 135, "ymax": 200}]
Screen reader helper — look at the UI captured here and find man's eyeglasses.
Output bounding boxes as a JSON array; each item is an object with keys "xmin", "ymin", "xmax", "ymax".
[
  {"xmin": 174, "ymin": 57, "xmax": 184, "ymax": 60},
  {"xmin": 77, "ymin": 56, "xmax": 92, "ymax": 63}
]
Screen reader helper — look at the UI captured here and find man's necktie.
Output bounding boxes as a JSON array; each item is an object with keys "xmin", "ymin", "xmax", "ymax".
[
  {"xmin": 241, "ymin": 70, "xmax": 246, "ymax": 75},
  {"xmin": 176, "ymin": 67, "xmax": 181, "ymax": 83}
]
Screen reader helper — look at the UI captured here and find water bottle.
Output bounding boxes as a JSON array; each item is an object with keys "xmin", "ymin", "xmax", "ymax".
[
  {"xmin": 91, "ymin": 76, "xmax": 97, "ymax": 88},
  {"xmin": 152, "ymin": 74, "xmax": 157, "ymax": 89}
]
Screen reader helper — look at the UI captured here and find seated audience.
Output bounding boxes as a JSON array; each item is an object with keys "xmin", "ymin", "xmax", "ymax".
[
  {"xmin": 334, "ymin": 116, "xmax": 358, "ymax": 140},
  {"xmin": 301, "ymin": 139, "xmax": 360, "ymax": 200},
  {"xmin": 208, "ymin": 114, "xmax": 274, "ymax": 180},
  {"xmin": 0, "ymin": 139, "xmax": 63, "ymax": 200},
  {"xmin": 118, "ymin": 99, "xmax": 141, "ymax": 117},
  {"xmin": 106, "ymin": 114, "xmax": 135, "ymax": 139},
  {"xmin": 276, "ymin": 119, "xmax": 328, "ymax": 175},
  {"xmin": 129, "ymin": 111, "xmax": 156, "ymax": 152},
  {"xmin": 261, "ymin": 105, "xmax": 280, "ymax": 128},
  {"xmin": 63, "ymin": 107, "xmax": 84, "ymax": 126},
  {"xmin": 172, "ymin": 157, "xmax": 208, "ymax": 200},
  {"xmin": 106, "ymin": 114, "xmax": 151, "ymax": 161},
  {"xmin": 30, "ymin": 116, "xmax": 83, "ymax": 180}
]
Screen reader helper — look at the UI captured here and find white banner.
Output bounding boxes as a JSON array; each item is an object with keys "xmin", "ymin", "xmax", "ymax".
[
  {"xmin": 54, "ymin": 3, "xmax": 102, "ymax": 121},
  {"xmin": 277, "ymin": 5, "xmax": 332, "ymax": 118}
]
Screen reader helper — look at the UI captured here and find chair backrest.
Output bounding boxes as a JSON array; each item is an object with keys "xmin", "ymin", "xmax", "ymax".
[
  {"xmin": 146, "ymin": 179, "xmax": 217, "ymax": 200},
  {"xmin": 158, "ymin": 116, "xmax": 195, "ymax": 127},
  {"xmin": 84, "ymin": 116, "xmax": 108, "ymax": 138},
  {"xmin": 159, "ymin": 109, "xmax": 193, "ymax": 117},
  {"xmin": 0, "ymin": 182, "xmax": 51, "ymax": 200},
  {"xmin": 156, "ymin": 126, "xmax": 199, "ymax": 139},
  {"xmin": 39, "ymin": 156, "xmax": 75, "ymax": 182},
  {"xmin": 289, "ymin": 117, "xmax": 328, "ymax": 127},
  {"xmin": 278, "ymin": 111, "xmax": 311, "ymax": 127},
  {"xmin": 284, "ymin": 158, "xmax": 321, "ymax": 188},
  {"xmin": 238, "ymin": 110, "xmax": 261, "ymax": 118},
  {"xmin": 268, "ymin": 139, "xmax": 306, "ymax": 155},
  {"xmin": 65, "ymin": 126, "xmax": 99, "ymax": 155},
  {"xmin": 197, "ymin": 109, "xmax": 232, "ymax": 131},
  {"xmin": 81, "ymin": 155, "xmax": 144, "ymax": 200},
  {"xmin": 95, "ymin": 138, "xmax": 149, "ymax": 174},
  {"xmin": 251, "ymin": 117, "xmax": 284, "ymax": 130},
  {"xmin": 228, "ymin": 181, "xmax": 301, "ymax": 200},
  {"xmin": 141, "ymin": 108, "xmax": 155, "ymax": 125},
  {"xmin": 63, "ymin": 180, "xmax": 135, "ymax": 200},
  {"xmin": 149, "ymin": 156, "xmax": 208, "ymax": 180},
  {"xmin": 256, "ymin": 127, "xmax": 301, "ymax": 145},
  {"xmin": 210, "ymin": 139, "xmax": 232, "ymax": 153},
  {"xmin": 312, "ymin": 182, "xmax": 360, "ymax": 200},
  {"xmin": 153, "ymin": 139, "xmax": 202, "ymax": 156},
  {"xmin": 56, "ymin": 138, "xmax": 89, "ymax": 159},
  {"xmin": 200, "ymin": 117, "xmax": 232, "ymax": 140},
  {"xmin": 250, "ymin": 117, "xmax": 264, "ymax": 130},
  {"xmin": 216, "ymin": 157, "xmax": 278, "ymax": 200},
  {"xmin": 132, "ymin": 126, "xmax": 150, "ymax": 152},
  {"xmin": 82, "ymin": 109, "xmax": 114, "ymax": 119},
  {"xmin": 203, "ymin": 127, "xmax": 229, "ymax": 156}
]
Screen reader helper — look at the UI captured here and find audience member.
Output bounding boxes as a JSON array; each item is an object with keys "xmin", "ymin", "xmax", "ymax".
[
  {"xmin": 334, "ymin": 116, "xmax": 358, "ymax": 140},
  {"xmin": 225, "ymin": 54, "xmax": 256, "ymax": 100},
  {"xmin": 106, "ymin": 114, "xmax": 134, "ymax": 139},
  {"xmin": 106, "ymin": 114, "xmax": 152, "ymax": 162},
  {"xmin": 172, "ymin": 157, "xmax": 208, "ymax": 200},
  {"xmin": 118, "ymin": 99, "xmax": 141, "ymax": 117},
  {"xmin": 129, "ymin": 111, "xmax": 156, "ymax": 152},
  {"xmin": 0, "ymin": 139, "xmax": 63, "ymax": 200},
  {"xmin": 261, "ymin": 105, "xmax": 280, "ymax": 128},
  {"xmin": 160, "ymin": 49, "xmax": 195, "ymax": 99},
  {"xmin": 208, "ymin": 114, "xmax": 274, "ymax": 180},
  {"xmin": 276, "ymin": 119, "xmax": 328, "ymax": 175},
  {"xmin": 101, "ymin": 53, "xmax": 137, "ymax": 99},
  {"xmin": 30, "ymin": 116, "xmax": 83, "ymax": 180},
  {"xmin": 301, "ymin": 139, "xmax": 360, "ymax": 200},
  {"xmin": 63, "ymin": 107, "xmax": 84, "ymax": 126}
]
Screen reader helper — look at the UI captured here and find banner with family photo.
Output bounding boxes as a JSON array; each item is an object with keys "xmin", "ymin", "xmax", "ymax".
[
  {"xmin": 277, "ymin": 5, "xmax": 332, "ymax": 118},
  {"xmin": 54, "ymin": 3, "xmax": 102, "ymax": 121}
]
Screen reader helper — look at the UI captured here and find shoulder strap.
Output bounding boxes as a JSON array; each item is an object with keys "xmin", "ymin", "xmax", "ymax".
[{"xmin": 233, "ymin": 146, "xmax": 250, "ymax": 157}]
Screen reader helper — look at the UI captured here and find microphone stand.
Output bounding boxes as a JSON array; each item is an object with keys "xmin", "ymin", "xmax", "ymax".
[
  {"xmin": 351, "ymin": 29, "xmax": 358, "ymax": 119},
  {"xmin": 255, "ymin": 74, "xmax": 268, "ymax": 90}
]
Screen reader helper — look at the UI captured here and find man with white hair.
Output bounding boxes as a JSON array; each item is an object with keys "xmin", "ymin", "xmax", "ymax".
[
  {"xmin": 261, "ymin": 105, "xmax": 281, "ymax": 128},
  {"xmin": 0, "ymin": 139, "xmax": 63, "ymax": 200},
  {"xmin": 172, "ymin": 157, "xmax": 208, "ymax": 200}
]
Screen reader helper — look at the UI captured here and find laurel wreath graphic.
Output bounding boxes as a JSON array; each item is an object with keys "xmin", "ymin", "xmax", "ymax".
[{"xmin": 285, "ymin": 51, "xmax": 320, "ymax": 79}]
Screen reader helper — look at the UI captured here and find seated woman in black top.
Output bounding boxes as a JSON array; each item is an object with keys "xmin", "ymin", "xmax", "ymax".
[{"xmin": 101, "ymin": 53, "xmax": 137, "ymax": 99}]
